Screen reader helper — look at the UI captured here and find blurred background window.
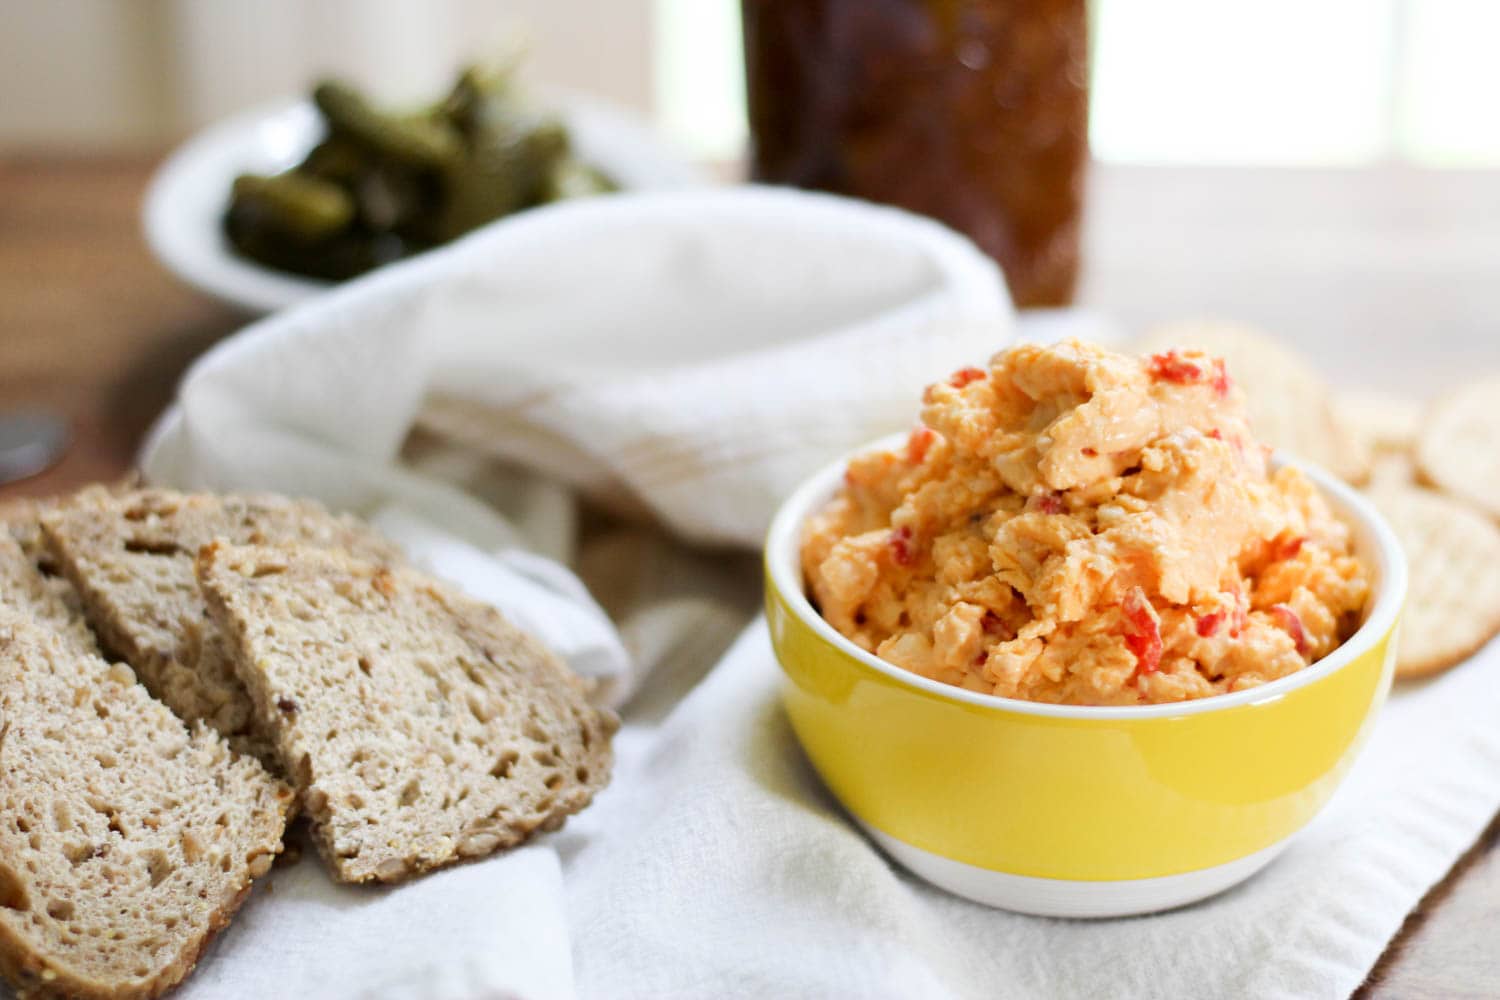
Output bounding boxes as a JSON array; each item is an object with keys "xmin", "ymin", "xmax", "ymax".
[
  {"xmin": 2, "ymin": 0, "xmax": 1497, "ymax": 167},
  {"xmin": 0, "ymin": 0, "xmax": 655, "ymax": 150},
  {"xmin": 654, "ymin": 0, "xmax": 1500, "ymax": 167}
]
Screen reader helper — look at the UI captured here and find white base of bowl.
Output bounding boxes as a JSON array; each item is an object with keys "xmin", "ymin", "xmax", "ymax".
[{"xmin": 863, "ymin": 824, "xmax": 1289, "ymax": 918}]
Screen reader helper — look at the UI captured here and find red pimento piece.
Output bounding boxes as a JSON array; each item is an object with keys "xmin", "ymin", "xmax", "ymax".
[
  {"xmin": 948, "ymin": 366, "xmax": 986, "ymax": 388},
  {"xmin": 1211, "ymin": 358, "xmax": 1232, "ymax": 397},
  {"xmin": 1269, "ymin": 603, "xmax": 1309, "ymax": 655},
  {"xmin": 1270, "ymin": 533, "xmax": 1305, "ymax": 562},
  {"xmin": 981, "ymin": 610, "xmax": 1005, "ymax": 634},
  {"xmin": 1081, "ymin": 446, "xmax": 1098, "ymax": 457},
  {"xmin": 1028, "ymin": 492, "xmax": 1064, "ymax": 515},
  {"xmin": 1207, "ymin": 428, "xmax": 1223, "ymax": 441},
  {"xmin": 1221, "ymin": 585, "xmax": 1250, "ymax": 637},
  {"xmin": 906, "ymin": 425, "xmax": 938, "ymax": 464},
  {"xmin": 1147, "ymin": 350, "xmax": 1203, "ymax": 384},
  {"xmin": 1121, "ymin": 587, "xmax": 1163, "ymax": 675},
  {"xmin": 889, "ymin": 525, "xmax": 915, "ymax": 566},
  {"xmin": 1195, "ymin": 610, "xmax": 1226, "ymax": 637}
]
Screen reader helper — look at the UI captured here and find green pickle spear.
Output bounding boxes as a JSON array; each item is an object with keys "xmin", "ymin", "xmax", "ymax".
[
  {"xmin": 224, "ymin": 62, "xmax": 617, "ymax": 282},
  {"xmin": 229, "ymin": 173, "xmax": 355, "ymax": 242},
  {"xmin": 312, "ymin": 81, "xmax": 463, "ymax": 170},
  {"xmin": 435, "ymin": 118, "xmax": 569, "ymax": 242}
]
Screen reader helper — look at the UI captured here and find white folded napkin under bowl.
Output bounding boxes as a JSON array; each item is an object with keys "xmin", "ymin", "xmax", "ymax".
[{"xmin": 96, "ymin": 186, "xmax": 1500, "ymax": 1000}]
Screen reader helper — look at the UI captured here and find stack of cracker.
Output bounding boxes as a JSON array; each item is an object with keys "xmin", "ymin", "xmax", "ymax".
[{"xmin": 1141, "ymin": 321, "xmax": 1500, "ymax": 681}]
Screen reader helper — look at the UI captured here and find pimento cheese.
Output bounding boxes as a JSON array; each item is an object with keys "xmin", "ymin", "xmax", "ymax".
[{"xmin": 800, "ymin": 340, "xmax": 1370, "ymax": 705}]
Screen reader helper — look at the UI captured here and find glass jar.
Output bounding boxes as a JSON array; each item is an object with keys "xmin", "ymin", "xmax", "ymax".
[{"xmin": 742, "ymin": 0, "xmax": 1089, "ymax": 307}]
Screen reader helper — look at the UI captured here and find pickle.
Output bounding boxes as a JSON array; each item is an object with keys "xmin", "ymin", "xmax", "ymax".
[
  {"xmin": 442, "ymin": 64, "xmax": 517, "ymax": 138},
  {"xmin": 545, "ymin": 158, "xmax": 618, "ymax": 201},
  {"xmin": 229, "ymin": 173, "xmax": 355, "ymax": 242},
  {"xmin": 225, "ymin": 63, "xmax": 617, "ymax": 282},
  {"xmin": 434, "ymin": 118, "xmax": 569, "ymax": 241},
  {"xmin": 301, "ymin": 137, "xmax": 366, "ymax": 185},
  {"xmin": 313, "ymin": 81, "xmax": 462, "ymax": 169},
  {"xmin": 225, "ymin": 201, "xmax": 376, "ymax": 280}
]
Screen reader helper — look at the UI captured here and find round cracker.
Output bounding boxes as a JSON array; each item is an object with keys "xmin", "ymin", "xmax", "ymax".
[
  {"xmin": 1137, "ymin": 320, "xmax": 1370, "ymax": 484},
  {"xmin": 1366, "ymin": 484, "xmax": 1500, "ymax": 679},
  {"xmin": 1366, "ymin": 451, "xmax": 1418, "ymax": 491},
  {"xmin": 1416, "ymin": 374, "xmax": 1500, "ymax": 521},
  {"xmin": 1336, "ymin": 389, "xmax": 1424, "ymax": 457}
]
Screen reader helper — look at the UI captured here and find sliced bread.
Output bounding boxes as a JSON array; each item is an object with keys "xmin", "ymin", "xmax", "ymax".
[
  {"xmin": 0, "ymin": 611, "xmax": 293, "ymax": 1000},
  {"xmin": 196, "ymin": 541, "xmax": 617, "ymax": 884},
  {"xmin": 41, "ymin": 490, "xmax": 401, "ymax": 765},
  {"xmin": 1, "ymin": 498, "xmax": 56, "ymax": 572},
  {"xmin": 0, "ymin": 533, "xmax": 98, "ymax": 658},
  {"xmin": 2, "ymin": 476, "xmax": 142, "ymax": 574}
]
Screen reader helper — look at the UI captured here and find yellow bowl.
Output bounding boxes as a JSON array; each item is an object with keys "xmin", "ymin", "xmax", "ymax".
[{"xmin": 765, "ymin": 437, "xmax": 1406, "ymax": 917}]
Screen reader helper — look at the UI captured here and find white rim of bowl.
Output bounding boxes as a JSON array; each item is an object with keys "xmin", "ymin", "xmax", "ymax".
[
  {"xmin": 765, "ymin": 432, "xmax": 1408, "ymax": 721},
  {"xmin": 141, "ymin": 95, "xmax": 707, "ymax": 314},
  {"xmin": 142, "ymin": 98, "xmax": 334, "ymax": 314}
]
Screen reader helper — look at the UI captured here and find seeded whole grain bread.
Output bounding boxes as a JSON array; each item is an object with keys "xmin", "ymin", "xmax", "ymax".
[
  {"xmin": 1, "ymin": 497, "xmax": 96, "ymax": 659},
  {"xmin": 2, "ymin": 476, "xmax": 142, "ymax": 574},
  {"xmin": 40, "ymin": 489, "xmax": 402, "ymax": 767},
  {"xmin": 0, "ymin": 532, "xmax": 98, "ymax": 658},
  {"xmin": 0, "ymin": 611, "xmax": 293, "ymax": 1000},
  {"xmin": 196, "ymin": 541, "xmax": 617, "ymax": 884},
  {"xmin": 1, "ymin": 499, "xmax": 57, "ymax": 573}
]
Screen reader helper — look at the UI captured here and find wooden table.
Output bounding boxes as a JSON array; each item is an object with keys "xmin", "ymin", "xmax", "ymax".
[
  {"xmin": 0, "ymin": 156, "xmax": 246, "ymax": 496},
  {"xmin": 1, "ymin": 155, "xmax": 1497, "ymax": 997}
]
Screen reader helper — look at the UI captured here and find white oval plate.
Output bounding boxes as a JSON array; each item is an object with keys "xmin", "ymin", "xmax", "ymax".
[{"xmin": 143, "ymin": 94, "xmax": 705, "ymax": 315}]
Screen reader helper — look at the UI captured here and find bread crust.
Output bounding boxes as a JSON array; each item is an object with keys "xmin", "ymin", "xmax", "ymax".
[
  {"xmin": 198, "ymin": 541, "xmax": 616, "ymax": 884},
  {"xmin": 0, "ymin": 615, "xmax": 293, "ymax": 1000},
  {"xmin": 40, "ymin": 489, "xmax": 401, "ymax": 769}
]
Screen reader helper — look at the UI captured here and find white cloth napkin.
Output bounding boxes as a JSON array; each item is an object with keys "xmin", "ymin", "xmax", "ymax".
[
  {"xmin": 179, "ymin": 842, "xmax": 575, "ymax": 1000},
  {"xmin": 114, "ymin": 187, "xmax": 1499, "ymax": 1000},
  {"xmin": 566, "ymin": 623, "xmax": 1500, "ymax": 1000}
]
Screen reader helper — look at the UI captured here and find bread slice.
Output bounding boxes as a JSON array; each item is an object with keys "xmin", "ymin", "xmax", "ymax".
[
  {"xmin": 1, "ymin": 498, "xmax": 55, "ymax": 572},
  {"xmin": 0, "ymin": 532, "xmax": 98, "ymax": 658},
  {"xmin": 2, "ymin": 476, "xmax": 143, "ymax": 575},
  {"xmin": 197, "ymin": 541, "xmax": 617, "ymax": 883},
  {"xmin": 0, "ymin": 611, "xmax": 293, "ymax": 1000},
  {"xmin": 41, "ymin": 490, "xmax": 401, "ymax": 766}
]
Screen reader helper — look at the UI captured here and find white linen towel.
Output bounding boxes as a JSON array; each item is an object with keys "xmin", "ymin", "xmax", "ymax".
[{"xmin": 102, "ymin": 187, "xmax": 1500, "ymax": 1000}]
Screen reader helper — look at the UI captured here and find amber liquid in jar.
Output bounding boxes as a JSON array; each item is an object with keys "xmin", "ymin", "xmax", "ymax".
[{"xmin": 743, "ymin": 0, "xmax": 1089, "ymax": 307}]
